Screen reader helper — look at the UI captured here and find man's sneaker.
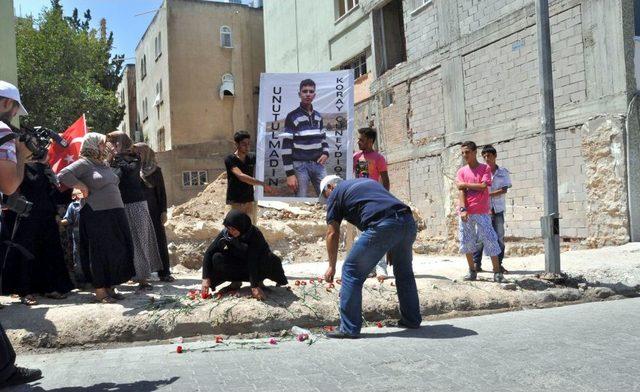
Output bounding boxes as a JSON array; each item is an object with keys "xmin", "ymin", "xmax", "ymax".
[
  {"xmin": 493, "ymin": 272, "xmax": 506, "ymax": 283},
  {"xmin": 326, "ymin": 331, "xmax": 360, "ymax": 339},
  {"xmin": 397, "ymin": 319, "xmax": 421, "ymax": 329},
  {"xmin": 1, "ymin": 367, "xmax": 43, "ymax": 387},
  {"xmin": 463, "ymin": 270, "xmax": 477, "ymax": 281}
]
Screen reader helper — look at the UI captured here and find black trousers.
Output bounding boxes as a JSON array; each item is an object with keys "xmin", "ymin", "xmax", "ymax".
[{"xmin": 0, "ymin": 322, "xmax": 16, "ymax": 382}]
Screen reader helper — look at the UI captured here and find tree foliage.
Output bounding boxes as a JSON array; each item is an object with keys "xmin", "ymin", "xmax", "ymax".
[{"xmin": 16, "ymin": 0, "xmax": 124, "ymax": 133}]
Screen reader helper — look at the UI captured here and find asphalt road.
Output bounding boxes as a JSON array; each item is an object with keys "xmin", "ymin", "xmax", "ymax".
[{"xmin": 6, "ymin": 298, "xmax": 640, "ymax": 391}]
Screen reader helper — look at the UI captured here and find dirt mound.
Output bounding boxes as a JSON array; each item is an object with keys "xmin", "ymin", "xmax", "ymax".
[{"xmin": 166, "ymin": 174, "xmax": 430, "ymax": 270}]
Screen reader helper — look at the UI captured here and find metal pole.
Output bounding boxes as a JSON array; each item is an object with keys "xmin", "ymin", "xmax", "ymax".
[{"xmin": 536, "ymin": 0, "xmax": 561, "ymax": 274}]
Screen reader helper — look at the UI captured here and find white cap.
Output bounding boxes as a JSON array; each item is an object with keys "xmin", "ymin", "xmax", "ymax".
[
  {"xmin": 0, "ymin": 81, "xmax": 28, "ymax": 116},
  {"xmin": 318, "ymin": 174, "xmax": 343, "ymax": 204}
]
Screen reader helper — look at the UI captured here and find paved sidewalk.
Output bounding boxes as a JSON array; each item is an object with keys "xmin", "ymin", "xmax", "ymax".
[{"xmin": 7, "ymin": 298, "xmax": 640, "ymax": 391}]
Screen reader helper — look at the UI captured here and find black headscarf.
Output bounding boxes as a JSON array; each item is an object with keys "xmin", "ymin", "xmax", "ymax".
[{"xmin": 223, "ymin": 210, "xmax": 252, "ymax": 236}]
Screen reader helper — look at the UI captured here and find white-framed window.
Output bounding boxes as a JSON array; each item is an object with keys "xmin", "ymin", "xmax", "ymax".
[
  {"xmin": 154, "ymin": 32, "xmax": 162, "ymax": 59},
  {"xmin": 142, "ymin": 97, "xmax": 149, "ymax": 121},
  {"xmin": 340, "ymin": 52, "xmax": 367, "ymax": 79},
  {"xmin": 140, "ymin": 55, "xmax": 147, "ymax": 80},
  {"xmin": 220, "ymin": 26, "xmax": 232, "ymax": 48},
  {"xmin": 335, "ymin": 0, "xmax": 359, "ymax": 20},
  {"xmin": 182, "ymin": 170, "xmax": 208, "ymax": 187},
  {"xmin": 219, "ymin": 73, "xmax": 235, "ymax": 99},
  {"xmin": 154, "ymin": 79, "xmax": 163, "ymax": 106},
  {"xmin": 412, "ymin": 0, "xmax": 433, "ymax": 13}
]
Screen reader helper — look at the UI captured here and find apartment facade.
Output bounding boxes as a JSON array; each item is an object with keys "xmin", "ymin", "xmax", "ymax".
[
  {"xmin": 116, "ymin": 64, "xmax": 140, "ymax": 141},
  {"xmin": 264, "ymin": 0, "xmax": 640, "ymax": 250},
  {"xmin": 136, "ymin": 0, "xmax": 264, "ymax": 204}
]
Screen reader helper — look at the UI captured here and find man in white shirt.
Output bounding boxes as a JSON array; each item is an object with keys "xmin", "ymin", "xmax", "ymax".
[
  {"xmin": 473, "ymin": 145, "xmax": 512, "ymax": 273},
  {"xmin": 0, "ymin": 80, "xmax": 43, "ymax": 388}
]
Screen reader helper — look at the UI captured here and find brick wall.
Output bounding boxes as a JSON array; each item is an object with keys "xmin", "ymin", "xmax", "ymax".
[
  {"xmin": 458, "ymin": 0, "xmax": 529, "ymax": 36},
  {"xmin": 408, "ymin": 68, "xmax": 445, "ymax": 142},
  {"xmin": 379, "ymin": 82, "xmax": 411, "ymax": 152},
  {"xmin": 403, "ymin": 0, "xmax": 439, "ymax": 61},
  {"xmin": 462, "ymin": 5, "xmax": 585, "ymax": 130},
  {"xmin": 409, "ymin": 156, "xmax": 446, "ymax": 237}
]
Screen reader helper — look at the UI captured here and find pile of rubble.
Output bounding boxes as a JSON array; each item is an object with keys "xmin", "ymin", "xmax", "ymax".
[
  {"xmin": 165, "ymin": 173, "xmax": 345, "ymax": 269},
  {"xmin": 165, "ymin": 173, "xmax": 430, "ymax": 270}
]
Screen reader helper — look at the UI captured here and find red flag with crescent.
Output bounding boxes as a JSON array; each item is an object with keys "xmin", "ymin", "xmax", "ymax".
[{"xmin": 49, "ymin": 114, "xmax": 87, "ymax": 174}]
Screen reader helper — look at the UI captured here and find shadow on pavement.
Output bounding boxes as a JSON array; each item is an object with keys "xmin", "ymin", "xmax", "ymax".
[
  {"xmin": 17, "ymin": 376, "xmax": 179, "ymax": 392},
  {"xmin": 361, "ymin": 324, "xmax": 477, "ymax": 340}
]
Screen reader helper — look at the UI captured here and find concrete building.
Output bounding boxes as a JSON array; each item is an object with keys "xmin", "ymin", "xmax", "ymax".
[
  {"xmin": 264, "ymin": 0, "xmax": 640, "ymax": 251},
  {"xmin": 116, "ymin": 64, "xmax": 140, "ymax": 141},
  {"xmin": 135, "ymin": 0, "xmax": 264, "ymax": 204},
  {"xmin": 0, "ymin": 0, "xmax": 18, "ymax": 86}
]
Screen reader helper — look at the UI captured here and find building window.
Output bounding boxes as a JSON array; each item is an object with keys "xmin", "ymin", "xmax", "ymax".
[
  {"xmin": 220, "ymin": 26, "xmax": 232, "ymax": 48},
  {"xmin": 154, "ymin": 32, "xmax": 162, "ymax": 60},
  {"xmin": 140, "ymin": 55, "xmax": 147, "ymax": 80},
  {"xmin": 220, "ymin": 73, "xmax": 235, "ymax": 99},
  {"xmin": 182, "ymin": 170, "xmax": 208, "ymax": 187},
  {"xmin": 142, "ymin": 97, "xmax": 148, "ymax": 121},
  {"xmin": 157, "ymin": 127, "xmax": 166, "ymax": 152},
  {"xmin": 340, "ymin": 52, "xmax": 367, "ymax": 79},
  {"xmin": 336, "ymin": 0, "xmax": 359, "ymax": 19},
  {"xmin": 414, "ymin": 0, "xmax": 432, "ymax": 10},
  {"xmin": 154, "ymin": 79, "xmax": 163, "ymax": 107},
  {"xmin": 373, "ymin": 0, "xmax": 407, "ymax": 76},
  {"xmin": 636, "ymin": 0, "xmax": 640, "ymax": 36}
]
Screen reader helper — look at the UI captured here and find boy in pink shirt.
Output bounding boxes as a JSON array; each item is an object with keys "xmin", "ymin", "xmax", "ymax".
[
  {"xmin": 456, "ymin": 141, "xmax": 504, "ymax": 283},
  {"xmin": 353, "ymin": 127, "xmax": 390, "ymax": 279},
  {"xmin": 353, "ymin": 128, "xmax": 389, "ymax": 189}
]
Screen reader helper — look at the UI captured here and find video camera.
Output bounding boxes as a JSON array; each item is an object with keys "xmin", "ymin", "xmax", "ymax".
[{"xmin": 7, "ymin": 124, "xmax": 69, "ymax": 161}]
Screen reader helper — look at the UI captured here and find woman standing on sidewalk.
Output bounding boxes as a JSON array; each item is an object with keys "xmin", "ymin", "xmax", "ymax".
[
  {"xmin": 106, "ymin": 132, "xmax": 162, "ymax": 290},
  {"xmin": 57, "ymin": 132, "xmax": 135, "ymax": 303},
  {"xmin": 134, "ymin": 142, "xmax": 174, "ymax": 282}
]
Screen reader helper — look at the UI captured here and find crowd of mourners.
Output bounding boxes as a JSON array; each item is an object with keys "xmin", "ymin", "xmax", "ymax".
[{"xmin": 1, "ymin": 131, "xmax": 174, "ymax": 305}]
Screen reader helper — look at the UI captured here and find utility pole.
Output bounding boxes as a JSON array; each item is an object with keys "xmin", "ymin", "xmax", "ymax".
[{"xmin": 536, "ymin": 0, "xmax": 561, "ymax": 274}]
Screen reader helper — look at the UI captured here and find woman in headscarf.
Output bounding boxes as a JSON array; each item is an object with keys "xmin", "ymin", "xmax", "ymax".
[
  {"xmin": 1, "ymin": 154, "xmax": 73, "ymax": 305},
  {"xmin": 201, "ymin": 210, "xmax": 288, "ymax": 300},
  {"xmin": 133, "ymin": 142, "xmax": 174, "ymax": 282},
  {"xmin": 106, "ymin": 131, "xmax": 162, "ymax": 290},
  {"xmin": 57, "ymin": 133, "xmax": 135, "ymax": 303}
]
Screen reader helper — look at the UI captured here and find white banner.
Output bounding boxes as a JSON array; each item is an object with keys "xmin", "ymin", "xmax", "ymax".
[{"xmin": 255, "ymin": 71, "xmax": 354, "ymax": 202}]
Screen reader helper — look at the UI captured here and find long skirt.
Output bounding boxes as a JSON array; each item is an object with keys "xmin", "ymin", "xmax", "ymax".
[
  {"xmin": 0, "ymin": 211, "xmax": 73, "ymax": 296},
  {"xmin": 203, "ymin": 252, "xmax": 288, "ymax": 287},
  {"xmin": 123, "ymin": 201, "xmax": 162, "ymax": 281},
  {"xmin": 79, "ymin": 205, "xmax": 135, "ymax": 288},
  {"xmin": 148, "ymin": 208, "xmax": 171, "ymax": 278}
]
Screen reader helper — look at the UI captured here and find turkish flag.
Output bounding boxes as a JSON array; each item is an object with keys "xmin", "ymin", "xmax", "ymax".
[{"xmin": 49, "ymin": 115, "xmax": 87, "ymax": 174}]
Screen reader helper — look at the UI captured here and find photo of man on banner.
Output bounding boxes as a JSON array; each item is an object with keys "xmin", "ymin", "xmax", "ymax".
[{"xmin": 255, "ymin": 71, "xmax": 354, "ymax": 202}]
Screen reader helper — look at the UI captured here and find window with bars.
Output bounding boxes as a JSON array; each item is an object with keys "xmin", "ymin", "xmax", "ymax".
[
  {"xmin": 182, "ymin": 171, "xmax": 208, "ymax": 187},
  {"xmin": 340, "ymin": 52, "xmax": 367, "ymax": 79},
  {"xmin": 220, "ymin": 26, "xmax": 233, "ymax": 48},
  {"xmin": 336, "ymin": 0, "xmax": 359, "ymax": 19},
  {"xmin": 142, "ymin": 97, "xmax": 148, "ymax": 121},
  {"xmin": 154, "ymin": 79, "xmax": 163, "ymax": 106}
]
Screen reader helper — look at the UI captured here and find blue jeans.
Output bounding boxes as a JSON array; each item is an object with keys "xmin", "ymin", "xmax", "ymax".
[
  {"xmin": 339, "ymin": 212, "xmax": 421, "ymax": 335},
  {"xmin": 293, "ymin": 161, "xmax": 327, "ymax": 197},
  {"xmin": 473, "ymin": 212, "xmax": 505, "ymax": 268}
]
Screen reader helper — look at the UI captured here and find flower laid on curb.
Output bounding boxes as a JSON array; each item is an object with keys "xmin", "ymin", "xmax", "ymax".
[
  {"xmin": 215, "ymin": 336, "xmax": 224, "ymax": 344},
  {"xmin": 176, "ymin": 345, "xmax": 183, "ymax": 353},
  {"xmin": 268, "ymin": 338, "xmax": 277, "ymax": 345}
]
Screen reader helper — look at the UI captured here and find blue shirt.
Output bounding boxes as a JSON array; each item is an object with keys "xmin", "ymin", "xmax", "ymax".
[
  {"xmin": 326, "ymin": 179, "xmax": 408, "ymax": 231},
  {"xmin": 63, "ymin": 201, "xmax": 81, "ymax": 231}
]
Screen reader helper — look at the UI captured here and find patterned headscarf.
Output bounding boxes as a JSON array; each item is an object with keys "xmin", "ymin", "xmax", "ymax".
[
  {"xmin": 134, "ymin": 142, "xmax": 158, "ymax": 177},
  {"xmin": 106, "ymin": 131, "xmax": 133, "ymax": 153},
  {"xmin": 80, "ymin": 132, "xmax": 107, "ymax": 164}
]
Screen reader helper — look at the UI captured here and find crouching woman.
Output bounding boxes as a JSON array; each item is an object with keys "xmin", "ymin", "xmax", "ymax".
[{"xmin": 201, "ymin": 210, "xmax": 287, "ymax": 300}]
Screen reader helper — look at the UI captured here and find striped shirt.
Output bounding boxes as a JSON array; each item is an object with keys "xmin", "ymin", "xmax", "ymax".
[{"xmin": 282, "ymin": 104, "xmax": 329, "ymax": 177}]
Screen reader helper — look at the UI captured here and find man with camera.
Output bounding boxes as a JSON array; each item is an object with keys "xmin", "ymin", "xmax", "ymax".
[{"xmin": 0, "ymin": 80, "xmax": 43, "ymax": 387}]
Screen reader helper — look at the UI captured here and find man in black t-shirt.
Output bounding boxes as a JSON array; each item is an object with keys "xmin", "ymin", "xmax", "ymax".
[{"xmin": 224, "ymin": 131, "xmax": 271, "ymax": 224}]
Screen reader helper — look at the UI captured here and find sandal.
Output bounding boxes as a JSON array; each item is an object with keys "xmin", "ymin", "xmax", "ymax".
[
  {"xmin": 137, "ymin": 282, "xmax": 153, "ymax": 291},
  {"xmin": 45, "ymin": 292, "xmax": 68, "ymax": 300},
  {"xmin": 109, "ymin": 291, "xmax": 125, "ymax": 300},
  {"xmin": 20, "ymin": 296, "xmax": 38, "ymax": 306},
  {"xmin": 92, "ymin": 296, "xmax": 117, "ymax": 304}
]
